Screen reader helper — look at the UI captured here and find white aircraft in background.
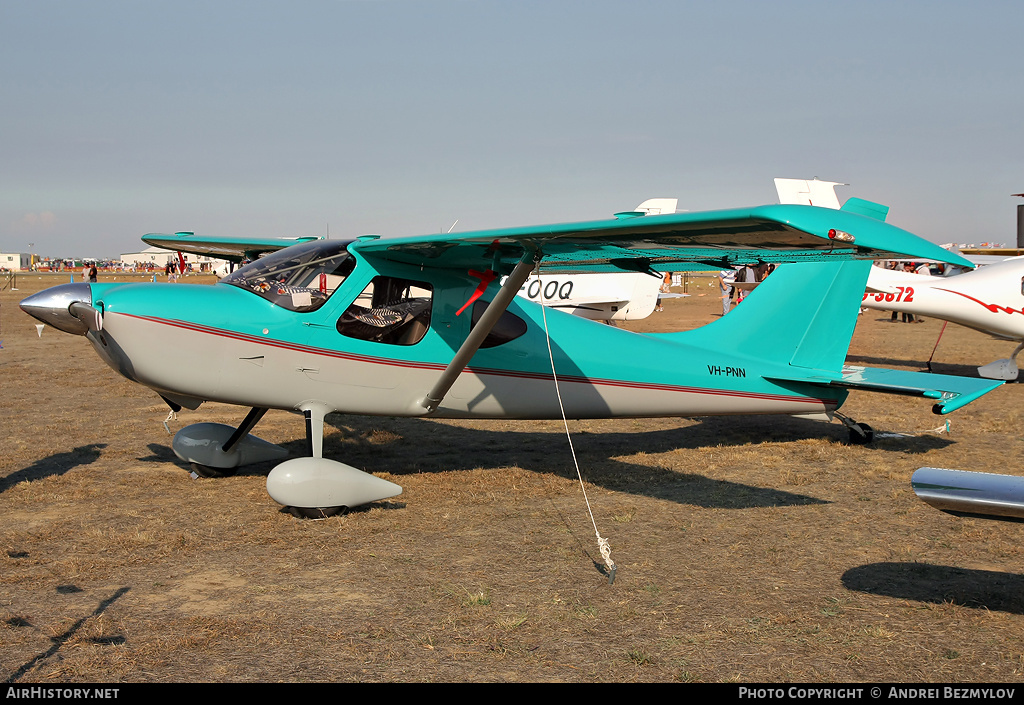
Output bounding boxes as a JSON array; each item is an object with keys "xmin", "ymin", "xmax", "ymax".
[
  {"xmin": 776, "ymin": 178, "xmax": 1024, "ymax": 380},
  {"xmin": 508, "ymin": 270, "xmax": 663, "ymax": 321},
  {"xmin": 774, "ymin": 177, "xmax": 847, "ymax": 209},
  {"xmin": 861, "ymin": 259, "xmax": 1024, "ymax": 379}
]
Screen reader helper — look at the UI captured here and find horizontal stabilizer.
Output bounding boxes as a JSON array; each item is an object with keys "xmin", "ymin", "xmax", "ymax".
[{"xmin": 766, "ymin": 365, "xmax": 1002, "ymax": 415}]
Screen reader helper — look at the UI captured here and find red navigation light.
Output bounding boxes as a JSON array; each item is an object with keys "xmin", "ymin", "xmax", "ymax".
[{"xmin": 828, "ymin": 228, "xmax": 855, "ymax": 243}]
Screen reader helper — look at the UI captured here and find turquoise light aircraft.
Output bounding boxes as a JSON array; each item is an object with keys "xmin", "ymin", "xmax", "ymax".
[{"xmin": 20, "ymin": 202, "xmax": 1003, "ymax": 517}]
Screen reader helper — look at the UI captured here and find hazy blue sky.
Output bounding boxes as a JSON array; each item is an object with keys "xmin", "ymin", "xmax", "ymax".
[{"xmin": 2, "ymin": 0, "xmax": 1022, "ymax": 257}]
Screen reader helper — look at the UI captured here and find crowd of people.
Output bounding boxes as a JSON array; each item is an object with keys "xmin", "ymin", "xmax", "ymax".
[
  {"xmin": 884, "ymin": 260, "xmax": 932, "ymax": 323},
  {"xmin": 67, "ymin": 259, "xmax": 194, "ymax": 282},
  {"xmin": 717, "ymin": 263, "xmax": 775, "ymax": 316}
]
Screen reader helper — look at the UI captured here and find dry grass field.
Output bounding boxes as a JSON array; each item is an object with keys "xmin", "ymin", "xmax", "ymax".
[{"xmin": 2, "ymin": 271, "xmax": 1023, "ymax": 683}]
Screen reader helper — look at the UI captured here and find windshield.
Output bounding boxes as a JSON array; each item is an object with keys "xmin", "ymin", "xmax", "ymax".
[{"xmin": 221, "ymin": 240, "xmax": 355, "ymax": 312}]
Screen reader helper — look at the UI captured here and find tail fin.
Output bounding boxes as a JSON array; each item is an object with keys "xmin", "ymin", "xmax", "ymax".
[
  {"xmin": 681, "ymin": 260, "xmax": 870, "ymax": 374},
  {"xmin": 633, "ymin": 198, "xmax": 678, "ymax": 215},
  {"xmin": 774, "ymin": 177, "xmax": 846, "ymax": 209},
  {"xmin": 774, "ymin": 176, "xmax": 891, "ymax": 222},
  {"xmin": 676, "ymin": 260, "xmax": 1003, "ymax": 414}
]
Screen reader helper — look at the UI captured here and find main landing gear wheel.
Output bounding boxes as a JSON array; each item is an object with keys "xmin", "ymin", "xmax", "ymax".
[
  {"xmin": 266, "ymin": 410, "xmax": 403, "ymax": 519},
  {"xmin": 190, "ymin": 462, "xmax": 239, "ymax": 478},
  {"xmin": 847, "ymin": 423, "xmax": 874, "ymax": 445},
  {"xmin": 286, "ymin": 506, "xmax": 349, "ymax": 520}
]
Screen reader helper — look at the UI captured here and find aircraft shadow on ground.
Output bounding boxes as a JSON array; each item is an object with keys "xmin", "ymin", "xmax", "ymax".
[
  {"xmin": 311, "ymin": 413, "xmax": 947, "ymax": 509},
  {"xmin": 323, "ymin": 411, "xmax": 949, "ymax": 464},
  {"xmin": 0, "ymin": 444, "xmax": 107, "ymax": 495},
  {"xmin": 142, "ymin": 438, "xmax": 825, "ymax": 510},
  {"xmin": 842, "ymin": 562, "xmax": 1024, "ymax": 615},
  {"xmin": 3, "ymin": 586, "xmax": 129, "ymax": 684},
  {"xmin": 130, "ymin": 413, "xmax": 951, "ymax": 510},
  {"xmin": 137, "ymin": 443, "xmax": 179, "ymax": 465}
]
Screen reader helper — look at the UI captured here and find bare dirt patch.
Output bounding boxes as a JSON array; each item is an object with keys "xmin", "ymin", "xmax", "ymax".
[{"xmin": 2, "ymin": 272, "xmax": 1023, "ymax": 682}]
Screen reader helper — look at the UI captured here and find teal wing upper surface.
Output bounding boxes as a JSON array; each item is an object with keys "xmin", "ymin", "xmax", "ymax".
[
  {"xmin": 140, "ymin": 205, "xmax": 969, "ymax": 274},
  {"xmin": 348, "ymin": 205, "xmax": 970, "ymax": 274}
]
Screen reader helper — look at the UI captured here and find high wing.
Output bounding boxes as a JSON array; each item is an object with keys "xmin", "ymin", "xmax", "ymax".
[
  {"xmin": 142, "ymin": 232, "xmax": 322, "ymax": 263},
  {"xmin": 142, "ymin": 205, "xmax": 967, "ymax": 273},
  {"xmin": 346, "ymin": 204, "xmax": 969, "ymax": 274}
]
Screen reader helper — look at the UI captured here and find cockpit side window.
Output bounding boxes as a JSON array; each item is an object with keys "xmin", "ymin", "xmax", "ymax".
[
  {"xmin": 471, "ymin": 300, "xmax": 528, "ymax": 348},
  {"xmin": 221, "ymin": 240, "xmax": 354, "ymax": 312},
  {"xmin": 337, "ymin": 276, "xmax": 433, "ymax": 346}
]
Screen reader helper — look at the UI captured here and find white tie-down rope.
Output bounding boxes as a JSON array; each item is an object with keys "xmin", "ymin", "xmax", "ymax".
[
  {"xmin": 874, "ymin": 419, "xmax": 951, "ymax": 439},
  {"xmin": 534, "ymin": 266, "xmax": 616, "ymax": 583},
  {"xmin": 163, "ymin": 409, "xmax": 178, "ymax": 435}
]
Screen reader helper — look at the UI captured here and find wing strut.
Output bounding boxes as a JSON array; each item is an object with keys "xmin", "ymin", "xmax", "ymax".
[{"xmin": 421, "ymin": 251, "xmax": 539, "ymax": 413}]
